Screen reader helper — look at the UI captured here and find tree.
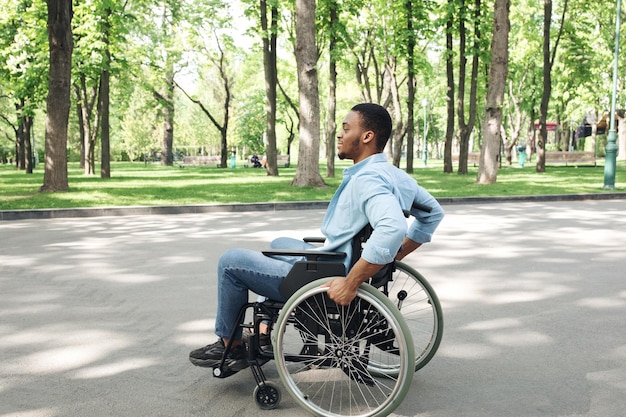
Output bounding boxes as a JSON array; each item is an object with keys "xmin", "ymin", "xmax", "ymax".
[
  {"xmin": 158, "ymin": 2, "xmax": 181, "ymax": 167},
  {"xmin": 343, "ymin": 4, "xmax": 395, "ymax": 142},
  {"xmin": 505, "ymin": 0, "xmax": 543, "ymax": 163},
  {"xmin": 40, "ymin": 0, "xmax": 72, "ymax": 192},
  {"xmin": 134, "ymin": 0, "xmax": 185, "ymax": 167},
  {"xmin": 72, "ymin": 0, "xmax": 131, "ymax": 175},
  {"xmin": 443, "ymin": 0, "xmax": 456, "ymax": 174},
  {"xmin": 318, "ymin": 0, "xmax": 342, "ymax": 178},
  {"xmin": 536, "ymin": 0, "xmax": 568, "ymax": 172},
  {"xmin": 73, "ymin": 1, "xmax": 103, "ymax": 175},
  {"xmin": 98, "ymin": 6, "xmax": 112, "ymax": 178},
  {"xmin": 260, "ymin": 0, "xmax": 279, "ymax": 176},
  {"xmin": 405, "ymin": 0, "xmax": 417, "ymax": 174},
  {"xmin": 177, "ymin": 32, "xmax": 233, "ymax": 168},
  {"xmin": 120, "ymin": 87, "xmax": 160, "ymax": 161},
  {"xmin": 477, "ymin": 0, "xmax": 510, "ymax": 184},
  {"xmin": 292, "ymin": 0, "xmax": 325, "ymax": 187},
  {"xmin": 339, "ymin": 0, "xmax": 433, "ymax": 170},
  {"xmin": 234, "ymin": 89, "xmax": 266, "ymax": 155},
  {"xmin": 0, "ymin": 0, "xmax": 48, "ymax": 173},
  {"xmin": 456, "ymin": 0, "xmax": 482, "ymax": 175}
]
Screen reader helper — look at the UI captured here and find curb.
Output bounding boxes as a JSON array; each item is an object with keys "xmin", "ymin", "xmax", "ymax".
[{"xmin": 1, "ymin": 193, "xmax": 625, "ymax": 221}]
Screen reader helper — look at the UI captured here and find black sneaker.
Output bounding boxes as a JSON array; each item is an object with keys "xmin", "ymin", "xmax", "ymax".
[
  {"xmin": 189, "ymin": 339, "xmax": 249, "ymax": 371},
  {"xmin": 242, "ymin": 328, "xmax": 272, "ymax": 351}
]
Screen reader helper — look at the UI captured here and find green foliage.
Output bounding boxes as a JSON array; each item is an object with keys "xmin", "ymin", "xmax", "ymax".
[
  {"xmin": 0, "ymin": 143, "xmax": 12, "ymax": 162},
  {"xmin": 0, "ymin": 0, "xmax": 48, "ymax": 115},
  {"xmin": 120, "ymin": 87, "xmax": 161, "ymax": 160},
  {"xmin": 234, "ymin": 89, "xmax": 266, "ymax": 155},
  {"xmin": 0, "ymin": 0, "xmax": 622, "ymax": 182}
]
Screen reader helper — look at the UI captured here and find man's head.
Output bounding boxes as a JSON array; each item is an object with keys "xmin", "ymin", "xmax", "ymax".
[{"xmin": 337, "ymin": 103, "xmax": 392, "ymax": 163}]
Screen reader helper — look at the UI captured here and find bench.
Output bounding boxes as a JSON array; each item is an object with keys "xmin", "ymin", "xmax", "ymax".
[
  {"xmin": 451, "ymin": 152, "xmax": 481, "ymax": 166},
  {"xmin": 544, "ymin": 151, "xmax": 596, "ymax": 166},
  {"xmin": 277, "ymin": 155, "xmax": 290, "ymax": 168},
  {"xmin": 179, "ymin": 155, "xmax": 222, "ymax": 168},
  {"xmin": 246, "ymin": 155, "xmax": 291, "ymax": 168}
]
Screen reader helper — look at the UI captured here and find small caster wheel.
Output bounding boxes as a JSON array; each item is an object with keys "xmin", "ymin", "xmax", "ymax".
[{"xmin": 253, "ymin": 381, "xmax": 281, "ymax": 410}]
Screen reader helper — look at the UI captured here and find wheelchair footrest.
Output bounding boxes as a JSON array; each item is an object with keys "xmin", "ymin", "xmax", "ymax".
[{"xmin": 212, "ymin": 366, "xmax": 239, "ymax": 379}]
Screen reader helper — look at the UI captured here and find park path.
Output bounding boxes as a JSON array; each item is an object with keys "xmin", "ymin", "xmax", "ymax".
[{"xmin": 1, "ymin": 200, "xmax": 625, "ymax": 417}]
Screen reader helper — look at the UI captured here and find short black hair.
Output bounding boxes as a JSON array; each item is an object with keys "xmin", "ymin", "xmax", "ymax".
[{"xmin": 351, "ymin": 103, "xmax": 392, "ymax": 151}]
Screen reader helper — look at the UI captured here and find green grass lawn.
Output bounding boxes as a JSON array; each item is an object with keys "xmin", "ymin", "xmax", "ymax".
[{"xmin": 1, "ymin": 160, "xmax": 624, "ymax": 211}]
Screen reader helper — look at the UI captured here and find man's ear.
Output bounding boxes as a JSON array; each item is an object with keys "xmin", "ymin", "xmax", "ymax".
[{"xmin": 362, "ymin": 131, "xmax": 375, "ymax": 144}]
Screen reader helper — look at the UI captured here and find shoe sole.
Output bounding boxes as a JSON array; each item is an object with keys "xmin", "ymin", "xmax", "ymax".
[{"xmin": 189, "ymin": 357, "xmax": 221, "ymax": 368}]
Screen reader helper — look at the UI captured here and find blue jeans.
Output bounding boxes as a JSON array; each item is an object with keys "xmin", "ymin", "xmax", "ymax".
[{"xmin": 215, "ymin": 237, "xmax": 316, "ymax": 340}]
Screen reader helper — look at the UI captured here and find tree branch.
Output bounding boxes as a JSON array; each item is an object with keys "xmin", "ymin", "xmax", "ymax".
[
  {"xmin": 551, "ymin": 0, "xmax": 568, "ymax": 68},
  {"xmin": 277, "ymin": 78, "xmax": 298, "ymax": 119},
  {"xmin": 173, "ymin": 80, "xmax": 223, "ymax": 132},
  {"xmin": 0, "ymin": 113, "xmax": 18, "ymax": 133}
]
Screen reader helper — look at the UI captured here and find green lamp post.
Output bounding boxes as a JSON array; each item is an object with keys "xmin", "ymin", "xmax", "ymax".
[{"xmin": 604, "ymin": 0, "xmax": 622, "ymax": 189}]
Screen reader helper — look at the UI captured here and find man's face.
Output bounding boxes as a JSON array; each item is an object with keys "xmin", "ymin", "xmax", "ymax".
[{"xmin": 337, "ymin": 111, "xmax": 365, "ymax": 161}]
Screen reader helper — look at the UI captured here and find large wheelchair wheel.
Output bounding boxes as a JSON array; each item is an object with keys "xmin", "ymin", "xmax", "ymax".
[
  {"xmin": 272, "ymin": 278, "xmax": 414, "ymax": 417},
  {"xmin": 377, "ymin": 261, "xmax": 443, "ymax": 374}
]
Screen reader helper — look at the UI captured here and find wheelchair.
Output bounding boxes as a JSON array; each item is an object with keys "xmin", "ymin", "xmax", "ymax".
[{"xmin": 210, "ymin": 213, "xmax": 444, "ymax": 417}]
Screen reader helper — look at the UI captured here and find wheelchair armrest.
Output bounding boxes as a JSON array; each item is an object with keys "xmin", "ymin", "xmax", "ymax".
[
  {"xmin": 402, "ymin": 203, "xmax": 433, "ymax": 217},
  {"xmin": 262, "ymin": 249, "xmax": 346, "ymax": 262},
  {"xmin": 303, "ymin": 236, "xmax": 326, "ymax": 243}
]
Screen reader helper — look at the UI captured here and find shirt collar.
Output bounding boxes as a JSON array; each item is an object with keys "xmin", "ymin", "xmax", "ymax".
[{"xmin": 343, "ymin": 153, "xmax": 386, "ymax": 177}]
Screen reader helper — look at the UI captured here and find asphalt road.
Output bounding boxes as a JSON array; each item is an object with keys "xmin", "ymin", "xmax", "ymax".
[{"xmin": 1, "ymin": 199, "xmax": 625, "ymax": 417}]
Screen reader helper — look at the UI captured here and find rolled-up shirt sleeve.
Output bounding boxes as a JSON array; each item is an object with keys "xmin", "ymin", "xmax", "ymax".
[
  {"xmin": 356, "ymin": 174, "xmax": 407, "ymax": 265},
  {"xmin": 407, "ymin": 185, "xmax": 445, "ymax": 243}
]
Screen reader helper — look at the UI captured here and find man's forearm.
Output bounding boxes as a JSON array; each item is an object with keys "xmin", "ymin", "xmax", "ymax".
[
  {"xmin": 395, "ymin": 237, "xmax": 422, "ymax": 261},
  {"xmin": 344, "ymin": 258, "xmax": 385, "ymax": 290}
]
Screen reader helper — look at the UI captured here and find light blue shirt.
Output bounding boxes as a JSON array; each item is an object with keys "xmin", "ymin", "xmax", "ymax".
[{"xmin": 320, "ymin": 153, "xmax": 444, "ymax": 272}]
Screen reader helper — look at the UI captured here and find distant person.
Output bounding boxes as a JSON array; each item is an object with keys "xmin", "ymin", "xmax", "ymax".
[{"xmin": 250, "ymin": 154, "xmax": 262, "ymax": 168}]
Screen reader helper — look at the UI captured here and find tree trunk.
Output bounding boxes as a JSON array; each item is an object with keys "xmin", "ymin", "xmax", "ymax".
[
  {"xmin": 77, "ymin": 74, "xmax": 98, "ymax": 175},
  {"xmin": 537, "ymin": 0, "xmax": 567, "ymax": 171},
  {"xmin": 477, "ymin": 0, "xmax": 510, "ymax": 184},
  {"xmin": 41, "ymin": 0, "xmax": 72, "ymax": 192},
  {"xmin": 23, "ymin": 115, "xmax": 33, "ymax": 174},
  {"xmin": 74, "ymin": 85, "xmax": 85, "ymax": 169},
  {"xmin": 405, "ymin": 0, "xmax": 415, "ymax": 174},
  {"xmin": 100, "ymin": 7, "xmax": 111, "ymax": 178},
  {"xmin": 100, "ymin": 68, "xmax": 110, "ymax": 177},
  {"xmin": 326, "ymin": 57, "xmax": 337, "ymax": 178},
  {"xmin": 261, "ymin": 0, "xmax": 279, "ymax": 176},
  {"xmin": 325, "ymin": 0, "xmax": 338, "ymax": 178},
  {"xmin": 443, "ymin": 1, "xmax": 455, "ymax": 174},
  {"xmin": 390, "ymin": 64, "xmax": 405, "ymax": 167},
  {"xmin": 15, "ymin": 99, "xmax": 27, "ymax": 171},
  {"xmin": 292, "ymin": 0, "xmax": 325, "ymax": 187},
  {"xmin": 457, "ymin": 0, "xmax": 480, "ymax": 175},
  {"xmin": 161, "ymin": 64, "xmax": 174, "ymax": 166},
  {"xmin": 536, "ymin": 0, "xmax": 552, "ymax": 173}
]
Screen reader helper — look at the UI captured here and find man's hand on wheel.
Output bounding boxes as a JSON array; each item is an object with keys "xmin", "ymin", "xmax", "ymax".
[{"xmin": 320, "ymin": 277, "xmax": 358, "ymax": 306}]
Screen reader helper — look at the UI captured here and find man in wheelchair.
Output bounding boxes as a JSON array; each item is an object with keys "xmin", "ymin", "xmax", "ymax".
[{"xmin": 189, "ymin": 102, "xmax": 444, "ymax": 373}]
